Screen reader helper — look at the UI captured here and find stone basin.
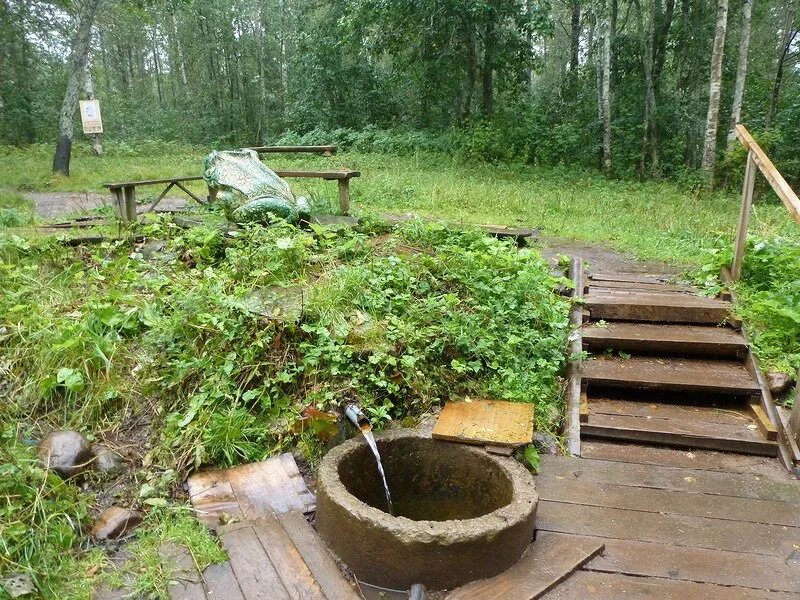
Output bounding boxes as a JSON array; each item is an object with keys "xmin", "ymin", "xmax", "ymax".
[{"xmin": 315, "ymin": 429, "xmax": 538, "ymax": 590}]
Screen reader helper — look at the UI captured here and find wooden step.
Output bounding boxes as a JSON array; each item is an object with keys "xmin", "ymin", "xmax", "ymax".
[
  {"xmin": 585, "ymin": 291, "xmax": 737, "ymax": 325},
  {"xmin": 587, "ymin": 280, "xmax": 699, "ymax": 294},
  {"xmin": 583, "ymin": 322, "xmax": 748, "ymax": 358},
  {"xmin": 588, "ymin": 272, "xmax": 681, "ymax": 285},
  {"xmin": 581, "ymin": 397, "xmax": 777, "ymax": 456},
  {"xmin": 582, "ymin": 357, "xmax": 760, "ymax": 395}
]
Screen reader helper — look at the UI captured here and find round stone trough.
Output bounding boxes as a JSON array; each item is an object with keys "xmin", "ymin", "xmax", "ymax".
[{"xmin": 315, "ymin": 429, "xmax": 538, "ymax": 590}]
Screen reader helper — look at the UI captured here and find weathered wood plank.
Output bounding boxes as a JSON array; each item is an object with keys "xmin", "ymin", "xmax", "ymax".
[
  {"xmin": 432, "ymin": 399, "xmax": 534, "ymax": 447},
  {"xmin": 582, "ymin": 356, "xmax": 759, "ymax": 394},
  {"xmin": 749, "ymin": 401, "xmax": 778, "ymax": 440},
  {"xmin": 203, "ymin": 562, "xmax": 245, "ymax": 600},
  {"xmin": 588, "ymin": 273, "xmax": 677, "ymax": 284},
  {"xmin": 538, "ymin": 456, "xmax": 800, "ymax": 502},
  {"xmin": 583, "ymin": 322, "xmax": 747, "ymax": 358},
  {"xmin": 540, "ymin": 570, "xmax": 800, "ymax": 599},
  {"xmin": 576, "ymin": 535, "xmax": 800, "ymax": 593},
  {"xmin": 585, "ymin": 292, "xmax": 735, "ymax": 325},
  {"xmin": 583, "ymin": 412, "xmax": 777, "ymax": 456},
  {"xmin": 187, "ymin": 453, "xmax": 315, "ymax": 528},
  {"xmin": 446, "ymin": 532, "xmax": 604, "ymax": 600},
  {"xmin": 276, "ymin": 512, "xmax": 361, "ymax": 600},
  {"xmin": 564, "ymin": 256, "xmax": 584, "ymax": 456},
  {"xmin": 588, "ymin": 397, "xmax": 755, "ymax": 425},
  {"xmin": 218, "ymin": 523, "xmax": 287, "ymax": 599},
  {"xmin": 536, "ymin": 500, "xmax": 798, "ymax": 557},
  {"xmin": 159, "ymin": 542, "xmax": 207, "ymax": 600},
  {"xmin": 534, "ymin": 476, "xmax": 800, "ymax": 527},
  {"xmin": 586, "ymin": 280, "xmax": 697, "ymax": 294},
  {"xmin": 580, "ymin": 440, "xmax": 793, "ymax": 480},
  {"xmin": 251, "ymin": 518, "xmax": 327, "ymax": 600}
]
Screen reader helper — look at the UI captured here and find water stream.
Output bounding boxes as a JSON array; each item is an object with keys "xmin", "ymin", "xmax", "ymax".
[{"xmin": 360, "ymin": 425, "xmax": 393, "ymax": 515}]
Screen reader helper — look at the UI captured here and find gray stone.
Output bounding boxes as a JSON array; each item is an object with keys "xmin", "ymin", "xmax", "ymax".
[
  {"xmin": 92, "ymin": 444, "xmax": 122, "ymax": 474},
  {"xmin": 767, "ymin": 371, "xmax": 793, "ymax": 396},
  {"xmin": 37, "ymin": 430, "xmax": 93, "ymax": 479},
  {"xmin": 532, "ymin": 431, "xmax": 560, "ymax": 455},
  {"xmin": 90, "ymin": 506, "xmax": 142, "ymax": 540},
  {"xmin": 316, "ymin": 430, "xmax": 538, "ymax": 591}
]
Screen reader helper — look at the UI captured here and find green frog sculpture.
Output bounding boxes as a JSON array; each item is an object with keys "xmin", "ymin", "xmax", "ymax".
[{"xmin": 203, "ymin": 149, "xmax": 311, "ymax": 225}]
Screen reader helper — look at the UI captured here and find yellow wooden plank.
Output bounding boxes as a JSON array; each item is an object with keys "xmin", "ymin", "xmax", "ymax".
[{"xmin": 432, "ymin": 399, "xmax": 534, "ymax": 447}]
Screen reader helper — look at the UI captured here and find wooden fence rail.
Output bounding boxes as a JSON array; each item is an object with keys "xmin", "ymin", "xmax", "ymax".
[
  {"xmin": 733, "ymin": 124, "xmax": 800, "ymax": 458},
  {"xmin": 731, "ymin": 124, "xmax": 800, "ymax": 280}
]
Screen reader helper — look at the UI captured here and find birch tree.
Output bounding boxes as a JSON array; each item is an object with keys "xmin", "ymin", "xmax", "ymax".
[
  {"xmin": 701, "ymin": 0, "xmax": 729, "ymax": 180},
  {"xmin": 726, "ymin": 0, "xmax": 753, "ymax": 148},
  {"xmin": 52, "ymin": 0, "xmax": 101, "ymax": 176}
]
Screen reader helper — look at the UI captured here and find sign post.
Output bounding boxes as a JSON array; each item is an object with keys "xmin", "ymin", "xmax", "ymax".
[{"xmin": 79, "ymin": 99, "xmax": 103, "ymax": 155}]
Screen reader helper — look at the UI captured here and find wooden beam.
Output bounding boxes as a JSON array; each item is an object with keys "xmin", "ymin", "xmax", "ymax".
[
  {"xmin": 790, "ymin": 376, "xmax": 800, "ymax": 448},
  {"xmin": 735, "ymin": 124, "xmax": 800, "ymax": 224},
  {"xmin": 731, "ymin": 149, "xmax": 756, "ymax": 280},
  {"xmin": 564, "ymin": 257, "xmax": 584, "ymax": 456},
  {"xmin": 144, "ymin": 181, "xmax": 175, "ymax": 213}
]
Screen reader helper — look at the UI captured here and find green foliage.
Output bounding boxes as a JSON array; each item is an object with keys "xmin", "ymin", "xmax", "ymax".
[
  {"xmin": 1, "ymin": 217, "xmax": 569, "ymax": 477},
  {"xmin": 0, "ymin": 426, "xmax": 102, "ymax": 600},
  {"xmin": 0, "ymin": 192, "xmax": 35, "ymax": 228},
  {"xmin": 693, "ymin": 235, "xmax": 800, "ymax": 375}
]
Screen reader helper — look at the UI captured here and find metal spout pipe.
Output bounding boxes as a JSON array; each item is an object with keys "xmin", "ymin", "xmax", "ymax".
[{"xmin": 345, "ymin": 403, "xmax": 371, "ymax": 431}]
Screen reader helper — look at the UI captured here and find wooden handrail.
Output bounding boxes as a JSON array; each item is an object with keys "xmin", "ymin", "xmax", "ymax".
[
  {"xmin": 734, "ymin": 125, "xmax": 800, "ymax": 223},
  {"xmin": 731, "ymin": 125, "xmax": 800, "ymax": 280}
]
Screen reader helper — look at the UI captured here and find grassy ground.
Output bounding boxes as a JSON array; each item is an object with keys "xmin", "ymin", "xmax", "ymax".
[{"xmin": 3, "ymin": 142, "xmax": 798, "ymax": 265}]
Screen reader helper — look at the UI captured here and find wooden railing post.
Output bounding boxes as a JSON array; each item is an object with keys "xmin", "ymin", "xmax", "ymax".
[
  {"xmin": 790, "ymin": 374, "xmax": 800, "ymax": 447},
  {"xmin": 731, "ymin": 149, "xmax": 756, "ymax": 281}
]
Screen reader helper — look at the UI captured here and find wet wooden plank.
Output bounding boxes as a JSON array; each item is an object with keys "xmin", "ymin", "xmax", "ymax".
[
  {"xmin": 583, "ymin": 412, "xmax": 777, "ymax": 456},
  {"xmin": 586, "ymin": 280, "xmax": 698, "ymax": 294},
  {"xmin": 582, "ymin": 357, "xmax": 759, "ymax": 394},
  {"xmin": 276, "ymin": 511, "xmax": 360, "ymax": 600},
  {"xmin": 749, "ymin": 401, "xmax": 778, "ymax": 440},
  {"xmin": 536, "ymin": 500, "xmax": 799, "ymax": 557},
  {"xmin": 218, "ymin": 522, "xmax": 287, "ymax": 599},
  {"xmin": 540, "ymin": 570, "xmax": 800, "ymax": 599},
  {"xmin": 432, "ymin": 399, "xmax": 534, "ymax": 447},
  {"xmin": 535, "ymin": 476, "xmax": 800, "ymax": 527},
  {"xmin": 588, "ymin": 397, "xmax": 756, "ymax": 426},
  {"xmin": 203, "ymin": 563, "xmax": 245, "ymax": 600},
  {"xmin": 187, "ymin": 453, "xmax": 315, "ymax": 528},
  {"xmin": 580, "ymin": 441, "xmax": 793, "ymax": 481},
  {"xmin": 251, "ymin": 517, "xmax": 327, "ymax": 600},
  {"xmin": 575, "ymin": 535, "xmax": 800, "ymax": 593},
  {"xmin": 538, "ymin": 456, "xmax": 800, "ymax": 502},
  {"xmin": 446, "ymin": 532, "xmax": 604, "ymax": 600},
  {"xmin": 583, "ymin": 322, "xmax": 747, "ymax": 357},
  {"xmin": 159, "ymin": 542, "xmax": 207, "ymax": 600},
  {"xmin": 585, "ymin": 292, "xmax": 735, "ymax": 325},
  {"xmin": 588, "ymin": 273, "xmax": 678, "ymax": 284}
]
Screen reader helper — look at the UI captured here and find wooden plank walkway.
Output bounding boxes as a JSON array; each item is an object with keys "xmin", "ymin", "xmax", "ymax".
[{"xmin": 536, "ymin": 448, "xmax": 800, "ymax": 598}]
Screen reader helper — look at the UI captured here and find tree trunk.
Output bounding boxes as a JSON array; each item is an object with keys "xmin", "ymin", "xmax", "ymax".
[
  {"xmin": 83, "ymin": 67, "xmax": 102, "ymax": 156},
  {"xmin": 701, "ymin": 0, "xmax": 730, "ymax": 179},
  {"xmin": 570, "ymin": 0, "xmax": 581, "ymax": 74},
  {"xmin": 601, "ymin": 0, "xmax": 612, "ymax": 172},
  {"xmin": 635, "ymin": 0, "xmax": 658, "ymax": 177},
  {"xmin": 766, "ymin": 17, "xmax": 798, "ymax": 129},
  {"xmin": 727, "ymin": 0, "xmax": 753, "ymax": 147},
  {"xmin": 53, "ymin": 0, "xmax": 101, "ymax": 176},
  {"xmin": 482, "ymin": 11, "xmax": 494, "ymax": 118},
  {"xmin": 462, "ymin": 27, "xmax": 477, "ymax": 123}
]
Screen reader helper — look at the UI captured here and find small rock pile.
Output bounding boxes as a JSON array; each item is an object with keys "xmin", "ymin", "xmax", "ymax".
[{"xmin": 37, "ymin": 430, "xmax": 140, "ymax": 541}]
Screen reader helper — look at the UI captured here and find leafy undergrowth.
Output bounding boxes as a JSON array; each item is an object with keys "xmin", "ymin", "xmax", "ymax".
[
  {"xmin": 0, "ymin": 216, "xmax": 570, "ymax": 597},
  {"xmin": 694, "ymin": 235, "xmax": 800, "ymax": 382}
]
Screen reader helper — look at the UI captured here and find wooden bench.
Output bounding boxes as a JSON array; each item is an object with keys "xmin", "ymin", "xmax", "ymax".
[
  {"xmin": 104, "ymin": 169, "xmax": 360, "ymax": 222},
  {"xmin": 246, "ymin": 145, "xmax": 337, "ymax": 156}
]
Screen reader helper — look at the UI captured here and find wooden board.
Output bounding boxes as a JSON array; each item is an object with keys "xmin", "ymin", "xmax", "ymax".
[
  {"xmin": 582, "ymin": 401, "xmax": 777, "ymax": 456},
  {"xmin": 538, "ymin": 455, "xmax": 800, "ymax": 502},
  {"xmin": 446, "ymin": 532, "xmax": 604, "ymax": 600},
  {"xmin": 187, "ymin": 453, "xmax": 315, "ymax": 528},
  {"xmin": 159, "ymin": 542, "xmax": 207, "ymax": 600},
  {"xmin": 432, "ymin": 399, "xmax": 534, "ymax": 447},
  {"xmin": 585, "ymin": 280, "xmax": 698, "ymax": 294},
  {"xmin": 587, "ymin": 397, "xmax": 756, "ymax": 425},
  {"xmin": 534, "ymin": 476, "xmax": 800, "ymax": 527},
  {"xmin": 585, "ymin": 292, "xmax": 735, "ymax": 325},
  {"xmin": 218, "ymin": 522, "xmax": 288, "ymax": 599},
  {"xmin": 588, "ymin": 272, "xmax": 678, "ymax": 285},
  {"xmin": 582, "ymin": 356, "xmax": 760, "ymax": 394},
  {"xmin": 580, "ymin": 440, "xmax": 793, "ymax": 481},
  {"xmin": 539, "ymin": 570, "xmax": 800, "ymax": 599},
  {"xmin": 582, "ymin": 322, "xmax": 747, "ymax": 358},
  {"xmin": 536, "ymin": 500, "xmax": 798, "ymax": 557},
  {"xmin": 582, "ymin": 535, "xmax": 800, "ymax": 593},
  {"xmin": 276, "ymin": 512, "xmax": 360, "ymax": 600},
  {"xmin": 203, "ymin": 563, "xmax": 245, "ymax": 600}
]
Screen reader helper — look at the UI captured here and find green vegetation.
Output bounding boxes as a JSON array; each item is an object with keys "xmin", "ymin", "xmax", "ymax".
[{"xmin": 694, "ymin": 235, "xmax": 800, "ymax": 377}]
